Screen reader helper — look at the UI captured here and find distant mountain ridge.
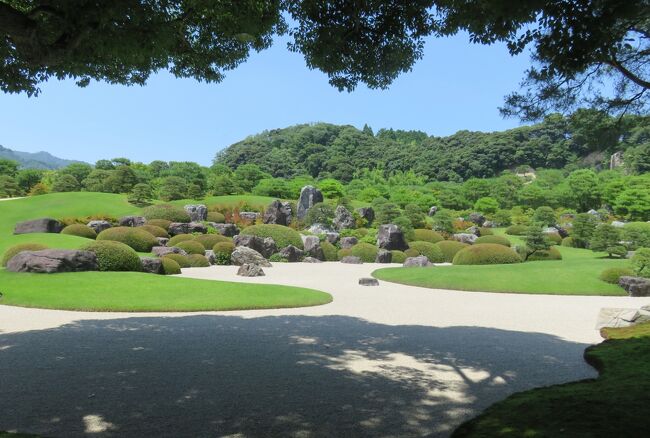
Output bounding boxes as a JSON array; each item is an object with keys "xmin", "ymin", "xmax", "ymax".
[{"xmin": 0, "ymin": 145, "xmax": 87, "ymax": 170}]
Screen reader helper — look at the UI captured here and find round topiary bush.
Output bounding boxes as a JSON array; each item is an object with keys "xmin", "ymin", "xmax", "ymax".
[
  {"xmin": 478, "ymin": 227, "xmax": 494, "ymax": 236},
  {"xmin": 168, "ymin": 234, "xmax": 195, "ymax": 246},
  {"xmin": 435, "ymin": 240, "xmax": 469, "ymax": 263},
  {"xmin": 561, "ymin": 236, "xmax": 576, "ymax": 247},
  {"xmin": 523, "ymin": 246, "xmax": 563, "ymax": 261},
  {"xmin": 174, "ymin": 240, "xmax": 206, "ymax": 255},
  {"xmin": 138, "ymin": 224, "xmax": 170, "ymax": 238},
  {"xmin": 146, "ymin": 218, "xmax": 172, "ymax": 230},
  {"xmin": 474, "ymin": 235, "xmax": 511, "ymax": 247},
  {"xmin": 240, "ymin": 224, "xmax": 303, "ymax": 249},
  {"xmin": 506, "ymin": 225, "xmax": 528, "ymax": 235},
  {"xmin": 207, "ymin": 212, "xmax": 226, "ymax": 223},
  {"xmin": 404, "ymin": 248, "xmax": 419, "ymax": 258},
  {"xmin": 1, "ymin": 243, "xmax": 48, "ymax": 266},
  {"xmin": 194, "ymin": 234, "xmax": 231, "ymax": 250},
  {"xmin": 350, "ymin": 242, "xmax": 379, "ymax": 262},
  {"xmin": 391, "ymin": 250, "xmax": 407, "ymax": 263},
  {"xmin": 142, "ymin": 204, "xmax": 191, "ymax": 223},
  {"xmin": 82, "ymin": 240, "xmax": 142, "ymax": 272},
  {"xmin": 61, "ymin": 224, "xmax": 97, "ymax": 239},
  {"xmin": 453, "ymin": 243, "xmax": 522, "ymax": 265},
  {"xmin": 161, "ymin": 257, "xmax": 181, "ymax": 275},
  {"xmin": 337, "ymin": 248, "xmax": 352, "ymax": 260},
  {"xmin": 546, "ymin": 232, "xmax": 562, "ymax": 245},
  {"xmin": 163, "ymin": 253, "xmax": 191, "ymax": 268},
  {"xmin": 187, "ymin": 254, "xmax": 210, "ymax": 267},
  {"xmin": 213, "ymin": 241, "xmax": 235, "ymax": 265},
  {"xmin": 321, "ymin": 240, "xmax": 338, "ymax": 261},
  {"xmin": 96, "ymin": 227, "xmax": 158, "ymax": 252},
  {"xmin": 407, "ymin": 241, "xmax": 445, "ymax": 263},
  {"xmin": 412, "ymin": 229, "xmax": 444, "ymax": 243},
  {"xmin": 599, "ymin": 267, "xmax": 635, "ymax": 284}
]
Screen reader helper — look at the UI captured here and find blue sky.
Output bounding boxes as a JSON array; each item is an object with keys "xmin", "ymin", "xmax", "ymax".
[{"xmin": 0, "ymin": 33, "xmax": 530, "ymax": 166}]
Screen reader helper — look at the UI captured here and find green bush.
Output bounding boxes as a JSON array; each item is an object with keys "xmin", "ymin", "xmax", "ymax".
[
  {"xmin": 138, "ymin": 224, "xmax": 169, "ymax": 238},
  {"xmin": 163, "ymin": 253, "xmax": 191, "ymax": 268},
  {"xmin": 506, "ymin": 224, "xmax": 529, "ymax": 235},
  {"xmin": 631, "ymin": 248, "xmax": 650, "ymax": 277},
  {"xmin": 521, "ymin": 246, "xmax": 563, "ymax": 261},
  {"xmin": 207, "ymin": 211, "xmax": 226, "ymax": 223},
  {"xmin": 391, "ymin": 250, "xmax": 407, "ymax": 263},
  {"xmin": 187, "ymin": 254, "xmax": 210, "ymax": 267},
  {"xmin": 599, "ymin": 267, "xmax": 635, "ymax": 284},
  {"xmin": 213, "ymin": 241, "xmax": 235, "ymax": 265},
  {"xmin": 350, "ymin": 242, "xmax": 379, "ymax": 262},
  {"xmin": 194, "ymin": 234, "xmax": 231, "ymax": 250},
  {"xmin": 1, "ymin": 243, "xmax": 48, "ymax": 266},
  {"xmin": 435, "ymin": 240, "xmax": 469, "ymax": 262},
  {"xmin": 561, "ymin": 236, "xmax": 576, "ymax": 247},
  {"xmin": 412, "ymin": 229, "xmax": 444, "ymax": 243},
  {"xmin": 406, "ymin": 241, "xmax": 445, "ymax": 262},
  {"xmin": 142, "ymin": 204, "xmax": 190, "ymax": 223},
  {"xmin": 168, "ymin": 234, "xmax": 195, "ymax": 246},
  {"xmin": 61, "ymin": 224, "xmax": 97, "ymax": 239},
  {"xmin": 622, "ymin": 222, "xmax": 650, "ymax": 250},
  {"xmin": 478, "ymin": 227, "xmax": 494, "ymax": 236},
  {"xmin": 475, "ymin": 235, "xmax": 511, "ymax": 247},
  {"xmin": 82, "ymin": 240, "xmax": 142, "ymax": 272},
  {"xmin": 174, "ymin": 240, "xmax": 206, "ymax": 255},
  {"xmin": 146, "ymin": 219, "xmax": 172, "ymax": 230},
  {"xmin": 337, "ymin": 248, "xmax": 352, "ymax": 260},
  {"xmin": 404, "ymin": 248, "xmax": 419, "ymax": 258},
  {"xmin": 96, "ymin": 227, "xmax": 158, "ymax": 252},
  {"xmin": 161, "ymin": 257, "xmax": 181, "ymax": 275},
  {"xmin": 453, "ymin": 243, "xmax": 522, "ymax": 265},
  {"xmin": 269, "ymin": 253, "xmax": 288, "ymax": 263},
  {"xmin": 241, "ymin": 224, "xmax": 303, "ymax": 249},
  {"xmin": 321, "ymin": 240, "xmax": 338, "ymax": 261},
  {"xmin": 546, "ymin": 232, "xmax": 562, "ymax": 245}
]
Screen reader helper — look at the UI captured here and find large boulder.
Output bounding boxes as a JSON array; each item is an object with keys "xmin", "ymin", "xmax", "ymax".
[
  {"xmin": 333, "ymin": 205, "xmax": 355, "ymax": 230},
  {"xmin": 204, "ymin": 250, "xmax": 216, "ymax": 265},
  {"xmin": 359, "ymin": 277, "xmax": 379, "ymax": 286},
  {"xmin": 340, "ymin": 236, "xmax": 358, "ymax": 249},
  {"xmin": 468, "ymin": 212, "xmax": 486, "ymax": 226},
  {"xmin": 325, "ymin": 232, "xmax": 340, "ymax": 244},
  {"xmin": 168, "ymin": 222, "xmax": 207, "ymax": 236},
  {"xmin": 263, "ymin": 200, "xmax": 293, "ymax": 225},
  {"xmin": 233, "ymin": 234, "xmax": 277, "ymax": 259},
  {"xmin": 14, "ymin": 218, "xmax": 63, "ymax": 235},
  {"xmin": 453, "ymin": 233, "xmax": 478, "ymax": 244},
  {"xmin": 619, "ymin": 276, "xmax": 650, "ymax": 297},
  {"xmin": 303, "ymin": 236, "xmax": 325, "ymax": 260},
  {"xmin": 297, "ymin": 185, "xmax": 323, "ymax": 220},
  {"xmin": 279, "ymin": 245, "xmax": 304, "ymax": 262},
  {"xmin": 184, "ymin": 204, "xmax": 207, "ymax": 222},
  {"xmin": 208, "ymin": 223, "xmax": 239, "ymax": 237},
  {"xmin": 231, "ymin": 247, "xmax": 272, "ymax": 267},
  {"xmin": 377, "ymin": 224, "xmax": 408, "ymax": 251},
  {"xmin": 118, "ymin": 216, "xmax": 146, "ymax": 227},
  {"xmin": 156, "ymin": 237, "xmax": 169, "ymax": 247},
  {"xmin": 6, "ymin": 249, "xmax": 98, "ymax": 273},
  {"xmin": 357, "ymin": 207, "xmax": 375, "ymax": 225},
  {"xmin": 341, "ymin": 256, "xmax": 363, "ymax": 264},
  {"xmin": 403, "ymin": 256, "xmax": 432, "ymax": 268},
  {"xmin": 140, "ymin": 257, "xmax": 164, "ymax": 274},
  {"xmin": 239, "ymin": 212, "xmax": 260, "ymax": 224},
  {"xmin": 375, "ymin": 249, "xmax": 392, "ymax": 263},
  {"xmin": 87, "ymin": 220, "xmax": 112, "ymax": 234},
  {"xmin": 237, "ymin": 263, "xmax": 265, "ymax": 277},
  {"xmin": 152, "ymin": 246, "xmax": 188, "ymax": 257}
]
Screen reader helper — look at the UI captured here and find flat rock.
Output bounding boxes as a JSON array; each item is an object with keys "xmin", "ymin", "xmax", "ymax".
[
  {"xmin": 619, "ymin": 276, "xmax": 650, "ymax": 297},
  {"xmin": 341, "ymin": 256, "xmax": 363, "ymax": 264},
  {"xmin": 303, "ymin": 257, "xmax": 323, "ymax": 263},
  {"xmin": 453, "ymin": 233, "xmax": 478, "ymax": 244},
  {"xmin": 87, "ymin": 220, "xmax": 112, "ymax": 233},
  {"xmin": 237, "ymin": 263, "xmax": 265, "ymax": 277},
  {"xmin": 118, "ymin": 216, "xmax": 146, "ymax": 227},
  {"xmin": 359, "ymin": 277, "xmax": 379, "ymax": 286},
  {"xmin": 14, "ymin": 218, "xmax": 63, "ymax": 235},
  {"xmin": 403, "ymin": 256, "xmax": 432, "ymax": 267},
  {"xmin": 140, "ymin": 257, "xmax": 164, "ymax": 274},
  {"xmin": 168, "ymin": 222, "xmax": 207, "ymax": 236},
  {"xmin": 231, "ymin": 247, "xmax": 272, "ymax": 267},
  {"xmin": 6, "ymin": 249, "xmax": 98, "ymax": 273},
  {"xmin": 279, "ymin": 245, "xmax": 304, "ymax": 262},
  {"xmin": 152, "ymin": 246, "xmax": 188, "ymax": 257}
]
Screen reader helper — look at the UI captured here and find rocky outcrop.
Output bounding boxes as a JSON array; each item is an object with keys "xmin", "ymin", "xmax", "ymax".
[
  {"xmin": 619, "ymin": 276, "xmax": 650, "ymax": 297},
  {"xmin": 377, "ymin": 224, "xmax": 408, "ymax": 251},
  {"xmin": 156, "ymin": 237, "xmax": 169, "ymax": 247},
  {"xmin": 231, "ymin": 247, "xmax": 272, "ymax": 267},
  {"xmin": 357, "ymin": 207, "xmax": 375, "ymax": 225},
  {"xmin": 341, "ymin": 256, "xmax": 363, "ymax": 264},
  {"xmin": 307, "ymin": 223, "xmax": 332, "ymax": 235},
  {"xmin": 233, "ymin": 234, "xmax": 277, "ymax": 258},
  {"xmin": 184, "ymin": 204, "xmax": 207, "ymax": 222},
  {"xmin": 340, "ymin": 236, "xmax": 358, "ymax": 249},
  {"xmin": 237, "ymin": 264, "xmax": 265, "ymax": 277},
  {"xmin": 6, "ymin": 249, "xmax": 98, "ymax": 273},
  {"xmin": 239, "ymin": 212, "xmax": 260, "ymax": 224},
  {"xmin": 468, "ymin": 212, "xmax": 486, "ymax": 226},
  {"xmin": 204, "ymin": 250, "xmax": 216, "ymax": 265},
  {"xmin": 140, "ymin": 257, "xmax": 164, "ymax": 274},
  {"xmin": 325, "ymin": 232, "xmax": 340, "ymax": 244},
  {"xmin": 87, "ymin": 220, "xmax": 112, "ymax": 233},
  {"xmin": 208, "ymin": 223, "xmax": 238, "ymax": 237},
  {"xmin": 14, "ymin": 218, "xmax": 63, "ymax": 235},
  {"xmin": 303, "ymin": 236, "xmax": 324, "ymax": 260},
  {"xmin": 168, "ymin": 222, "xmax": 207, "ymax": 236},
  {"xmin": 152, "ymin": 246, "xmax": 188, "ymax": 257},
  {"xmin": 279, "ymin": 245, "xmax": 304, "ymax": 262},
  {"xmin": 375, "ymin": 249, "xmax": 392, "ymax": 263},
  {"xmin": 263, "ymin": 200, "xmax": 293, "ymax": 225},
  {"xmin": 297, "ymin": 185, "xmax": 323, "ymax": 220},
  {"xmin": 118, "ymin": 216, "xmax": 146, "ymax": 227},
  {"xmin": 359, "ymin": 278, "xmax": 379, "ymax": 286},
  {"xmin": 452, "ymin": 233, "xmax": 478, "ymax": 244},
  {"xmin": 333, "ymin": 205, "xmax": 355, "ymax": 230},
  {"xmin": 403, "ymin": 256, "xmax": 432, "ymax": 267}
]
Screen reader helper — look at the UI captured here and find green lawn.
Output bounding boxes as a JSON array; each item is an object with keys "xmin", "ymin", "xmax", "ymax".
[
  {"xmin": 373, "ymin": 244, "xmax": 628, "ymax": 295},
  {"xmin": 452, "ymin": 322, "xmax": 650, "ymax": 437}
]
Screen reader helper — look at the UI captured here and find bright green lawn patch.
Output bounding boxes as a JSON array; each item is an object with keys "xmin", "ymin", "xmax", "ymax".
[
  {"xmin": 452, "ymin": 322, "xmax": 650, "ymax": 437},
  {"xmin": 373, "ymin": 246, "xmax": 627, "ymax": 295},
  {"xmin": 0, "ymin": 270, "xmax": 332, "ymax": 312}
]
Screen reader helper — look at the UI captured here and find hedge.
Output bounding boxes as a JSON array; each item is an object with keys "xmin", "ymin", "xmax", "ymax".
[
  {"xmin": 194, "ymin": 234, "xmax": 231, "ymax": 250},
  {"xmin": 478, "ymin": 227, "xmax": 494, "ymax": 236},
  {"xmin": 96, "ymin": 227, "xmax": 158, "ymax": 252},
  {"xmin": 599, "ymin": 267, "xmax": 635, "ymax": 284},
  {"xmin": 407, "ymin": 241, "xmax": 445, "ymax": 263},
  {"xmin": 82, "ymin": 240, "xmax": 142, "ymax": 272},
  {"xmin": 163, "ymin": 253, "xmax": 191, "ymax": 268},
  {"xmin": 207, "ymin": 212, "xmax": 226, "ymax": 223},
  {"xmin": 350, "ymin": 242, "xmax": 379, "ymax": 263},
  {"xmin": 412, "ymin": 229, "xmax": 444, "ymax": 244},
  {"xmin": 337, "ymin": 248, "xmax": 352, "ymax": 260},
  {"xmin": 174, "ymin": 240, "xmax": 206, "ymax": 255},
  {"xmin": 146, "ymin": 219, "xmax": 172, "ymax": 230},
  {"xmin": 168, "ymin": 234, "xmax": 195, "ymax": 247},
  {"xmin": 391, "ymin": 250, "xmax": 407, "ymax": 263},
  {"xmin": 213, "ymin": 241, "xmax": 235, "ymax": 265},
  {"xmin": 506, "ymin": 224, "xmax": 529, "ymax": 235},
  {"xmin": 142, "ymin": 204, "xmax": 190, "ymax": 223},
  {"xmin": 321, "ymin": 240, "xmax": 338, "ymax": 261},
  {"xmin": 453, "ymin": 243, "xmax": 522, "ymax": 265},
  {"xmin": 187, "ymin": 254, "xmax": 210, "ymax": 267},
  {"xmin": 474, "ymin": 235, "xmax": 511, "ymax": 247},
  {"xmin": 241, "ymin": 224, "xmax": 303, "ymax": 249},
  {"xmin": 139, "ymin": 224, "xmax": 170, "ymax": 238},
  {"xmin": 523, "ymin": 246, "xmax": 563, "ymax": 261},
  {"xmin": 61, "ymin": 224, "xmax": 97, "ymax": 239},
  {"xmin": 404, "ymin": 248, "xmax": 420, "ymax": 258},
  {"xmin": 435, "ymin": 240, "xmax": 469, "ymax": 263},
  {"xmin": 161, "ymin": 257, "xmax": 181, "ymax": 275},
  {"xmin": 1, "ymin": 243, "xmax": 48, "ymax": 267}
]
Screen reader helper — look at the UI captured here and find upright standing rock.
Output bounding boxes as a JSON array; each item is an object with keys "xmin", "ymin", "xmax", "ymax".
[
  {"xmin": 375, "ymin": 249, "xmax": 392, "ymax": 263},
  {"xmin": 357, "ymin": 207, "xmax": 375, "ymax": 225},
  {"xmin": 297, "ymin": 185, "xmax": 323, "ymax": 220},
  {"xmin": 87, "ymin": 220, "xmax": 112, "ymax": 234},
  {"xmin": 376, "ymin": 224, "xmax": 408, "ymax": 251},
  {"xmin": 233, "ymin": 234, "xmax": 277, "ymax": 259},
  {"xmin": 263, "ymin": 200, "xmax": 293, "ymax": 225},
  {"xmin": 428, "ymin": 206, "xmax": 438, "ymax": 217},
  {"xmin": 184, "ymin": 204, "xmax": 207, "ymax": 222},
  {"xmin": 303, "ymin": 235, "xmax": 325, "ymax": 260},
  {"xmin": 333, "ymin": 205, "xmax": 355, "ymax": 230}
]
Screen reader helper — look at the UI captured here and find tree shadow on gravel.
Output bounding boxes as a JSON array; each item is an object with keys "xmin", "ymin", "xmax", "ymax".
[{"xmin": 0, "ymin": 315, "xmax": 594, "ymax": 438}]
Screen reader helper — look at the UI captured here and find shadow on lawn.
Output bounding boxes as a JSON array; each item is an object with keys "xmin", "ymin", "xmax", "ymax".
[{"xmin": 0, "ymin": 315, "xmax": 594, "ymax": 438}]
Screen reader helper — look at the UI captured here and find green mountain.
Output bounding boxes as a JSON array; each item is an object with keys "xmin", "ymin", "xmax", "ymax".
[{"xmin": 0, "ymin": 145, "xmax": 86, "ymax": 170}]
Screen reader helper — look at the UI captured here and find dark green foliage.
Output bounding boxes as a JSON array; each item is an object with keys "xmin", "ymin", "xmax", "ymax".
[
  {"xmin": 404, "ymin": 204, "xmax": 426, "ymax": 228},
  {"xmin": 590, "ymin": 224, "xmax": 622, "ymax": 258},
  {"xmin": 159, "ymin": 176, "xmax": 188, "ymax": 201},
  {"xmin": 146, "ymin": 219, "xmax": 172, "ymax": 230},
  {"xmin": 167, "ymin": 234, "xmax": 194, "ymax": 247},
  {"xmin": 432, "ymin": 210, "xmax": 454, "ymax": 234},
  {"xmin": 375, "ymin": 202, "xmax": 401, "ymax": 225},
  {"xmin": 161, "ymin": 258, "xmax": 182, "ymax": 275},
  {"xmin": 0, "ymin": 175, "xmax": 21, "ymax": 197},
  {"xmin": 174, "ymin": 240, "xmax": 206, "ymax": 255},
  {"xmin": 213, "ymin": 242, "xmax": 235, "ymax": 265},
  {"xmin": 412, "ymin": 229, "xmax": 444, "ymax": 244},
  {"xmin": 622, "ymin": 223, "xmax": 650, "ymax": 250},
  {"xmin": 506, "ymin": 225, "xmax": 528, "ymax": 235},
  {"xmin": 207, "ymin": 212, "xmax": 226, "ymax": 223},
  {"xmin": 60, "ymin": 224, "xmax": 97, "ymax": 239},
  {"xmin": 390, "ymin": 250, "xmax": 407, "ymax": 263},
  {"xmin": 304, "ymin": 202, "xmax": 335, "ymax": 227},
  {"xmin": 138, "ymin": 225, "xmax": 169, "ymax": 238},
  {"xmin": 52, "ymin": 174, "xmax": 79, "ymax": 192},
  {"xmin": 406, "ymin": 241, "xmax": 445, "ymax": 263},
  {"xmin": 474, "ymin": 235, "xmax": 511, "ymax": 247},
  {"xmin": 128, "ymin": 183, "xmax": 154, "ymax": 206},
  {"xmin": 546, "ymin": 232, "xmax": 562, "ymax": 245},
  {"xmin": 519, "ymin": 246, "xmax": 563, "ymax": 262},
  {"xmin": 393, "ymin": 216, "xmax": 415, "ymax": 241},
  {"xmin": 241, "ymin": 224, "xmax": 303, "ymax": 249},
  {"xmin": 350, "ymin": 242, "xmax": 379, "ymax": 263},
  {"xmin": 187, "ymin": 254, "xmax": 210, "ymax": 267},
  {"xmin": 492, "ymin": 210, "xmax": 512, "ymax": 226},
  {"xmin": 142, "ymin": 204, "xmax": 191, "ymax": 223},
  {"xmin": 473, "ymin": 197, "xmax": 499, "ymax": 214},
  {"xmin": 435, "ymin": 240, "xmax": 469, "ymax": 263},
  {"xmin": 163, "ymin": 254, "xmax": 191, "ymax": 268},
  {"xmin": 572, "ymin": 213, "xmax": 599, "ymax": 248},
  {"xmin": 194, "ymin": 234, "xmax": 231, "ymax": 250},
  {"xmin": 1, "ymin": 243, "xmax": 48, "ymax": 266},
  {"xmin": 631, "ymin": 248, "xmax": 650, "ymax": 278},
  {"xmin": 453, "ymin": 244, "xmax": 522, "ymax": 265},
  {"xmin": 521, "ymin": 226, "xmax": 552, "ymax": 261},
  {"xmin": 97, "ymin": 227, "xmax": 158, "ymax": 252},
  {"xmin": 600, "ymin": 267, "xmax": 635, "ymax": 284},
  {"xmin": 82, "ymin": 241, "xmax": 142, "ymax": 272},
  {"xmin": 561, "ymin": 236, "xmax": 576, "ymax": 247},
  {"xmin": 321, "ymin": 240, "xmax": 338, "ymax": 261},
  {"xmin": 532, "ymin": 206, "xmax": 556, "ymax": 226}
]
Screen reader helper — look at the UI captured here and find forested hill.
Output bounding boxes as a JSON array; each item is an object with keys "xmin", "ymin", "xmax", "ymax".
[
  {"xmin": 215, "ymin": 110, "xmax": 649, "ymax": 182},
  {"xmin": 0, "ymin": 145, "xmax": 85, "ymax": 170}
]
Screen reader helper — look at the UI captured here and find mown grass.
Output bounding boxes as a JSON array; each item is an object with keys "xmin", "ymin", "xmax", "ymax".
[{"xmin": 453, "ymin": 321, "xmax": 650, "ymax": 437}]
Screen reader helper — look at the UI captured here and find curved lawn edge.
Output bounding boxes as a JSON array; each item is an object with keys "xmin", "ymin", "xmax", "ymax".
[{"xmin": 0, "ymin": 270, "xmax": 332, "ymax": 312}]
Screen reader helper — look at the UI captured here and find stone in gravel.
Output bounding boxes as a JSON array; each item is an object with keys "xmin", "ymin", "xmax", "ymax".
[
  {"xmin": 377, "ymin": 224, "xmax": 408, "ymax": 251},
  {"xmin": 303, "ymin": 257, "xmax": 323, "ymax": 263},
  {"xmin": 152, "ymin": 246, "xmax": 188, "ymax": 257},
  {"xmin": 333, "ymin": 205, "xmax": 355, "ymax": 230},
  {"xmin": 184, "ymin": 204, "xmax": 207, "ymax": 222},
  {"xmin": 340, "ymin": 236, "xmax": 358, "ymax": 249},
  {"xmin": 6, "ymin": 249, "xmax": 98, "ymax": 273},
  {"xmin": 231, "ymin": 247, "xmax": 272, "ymax": 267},
  {"xmin": 303, "ymin": 236, "xmax": 324, "ymax": 260},
  {"xmin": 359, "ymin": 278, "xmax": 379, "ymax": 286},
  {"xmin": 118, "ymin": 216, "xmax": 146, "ymax": 227},
  {"xmin": 403, "ymin": 256, "xmax": 432, "ymax": 267},
  {"xmin": 168, "ymin": 222, "xmax": 207, "ymax": 236},
  {"xmin": 279, "ymin": 245, "xmax": 304, "ymax": 262},
  {"xmin": 341, "ymin": 256, "xmax": 363, "ymax": 264},
  {"xmin": 140, "ymin": 257, "xmax": 164, "ymax": 274},
  {"xmin": 234, "ymin": 235, "xmax": 277, "ymax": 259},
  {"xmin": 87, "ymin": 220, "xmax": 112, "ymax": 233},
  {"xmin": 618, "ymin": 276, "xmax": 650, "ymax": 297},
  {"xmin": 237, "ymin": 264, "xmax": 265, "ymax": 277},
  {"xmin": 14, "ymin": 218, "xmax": 63, "ymax": 234},
  {"xmin": 375, "ymin": 249, "xmax": 392, "ymax": 263}
]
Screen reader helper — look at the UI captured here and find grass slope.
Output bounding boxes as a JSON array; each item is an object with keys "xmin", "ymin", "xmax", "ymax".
[{"xmin": 453, "ymin": 322, "xmax": 650, "ymax": 437}]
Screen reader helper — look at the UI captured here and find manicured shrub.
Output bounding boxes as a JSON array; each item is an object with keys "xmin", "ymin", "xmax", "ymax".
[
  {"xmin": 321, "ymin": 240, "xmax": 338, "ymax": 261},
  {"xmin": 478, "ymin": 227, "xmax": 494, "ymax": 236},
  {"xmin": 521, "ymin": 246, "xmax": 563, "ymax": 261},
  {"xmin": 241, "ymin": 224, "xmax": 303, "ymax": 249},
  {"xmin": 194, "ymin": 234, "xmax": 231, "ymax": 250},
  {"xmin": 622, "ymin": 222, "xmax": 650, "ymax": 250},
  {"xmin": 82, "ymin": 240, "xmax": 142, "ymax": 272},
  {"xmin": 174, "ymin": 240, "xmax": 206, "ymax": 255},
  {"xmin": 138, "ymin": 224, "xmax": 169, "ymax": 238},
  {"xmin": 506, "ymin": 224, "xmax": 528, "ymax": 235},
  {"xmin": 96, "ymin": 226, "xmax": 158, "ymax": 252},
  {"xmin": 435, "ymin": 240, "xmax": 469, "ymax": 263},
  {"xmin": 631, "ymin": 248, "xmax": 650, "ymax": 277},
  {"xmin": 269, "ymin": 253, "xmax": 288, "ymax": 263},
  {"xmin": 475, "ymin": 235, "xmax": 511, "ymax": 247},
  {"xmin": 453, "ymin": 243, "xmax": 522, "ymax": 265},
  {"xmin": 207, "ymin": 211, "xmax": 226, "ymax": 223},
  {"xmin": 407, "ymin": 241, "xmax": 445, "ymax": 262},
  {"xmin": 599, "ymin": 267, "xmax": 635, "ymax": 284},
  {"xmin": 1, "ymin": 243, "xmax": 48, "ymax": 266},
  {"xmin": 404, "ymin": 248, "xmax": 420, "ymax": 258},
  {"xmin": 561, "ymin": 236, "xmax": 576, "ymax": 247},
  {"xmin": 61, "ymin": 224, "xmax": 97, "ymax": 239},
  {"xmin": 187, "ymin": 254, "xmax": 210, "ymax": 267},
  {"xmin": 213, "ymin": 241, "xmax": 235, "ymax": 265},
  {"xmin": 161, "ymin": 257, "xmax": 181, "ymax": 275},
  {"xmin": 391, "ymin": 250, "xmax": 407, "ymax": 263},
  {"xmin": 546, "ymin": 232, "xmax": 562, "ymax": 245},
  {"xmin": 337, "ymin": 248, "xmax": 352, "ymax": 260},
  {"xmin": 168, "ymin": 234, "xmax": 194, "ymax": 246},
  {"xmin": 163, "ymin": 253, "xmax": 191, "ymax": 268},
  {"xmin": 146, "ymin": 219, "xmax": 172, "ymax": 230},
  {"xmin": 350, "ymin": 242, "xmax": 379, "ymax": 262},
  {"xmin": 412, "ymin": 229, "xmax": 444, "ymax": 243},
  {"xmin": 142, "ymin": 204, "xmax": 190, "ymax": 223}
]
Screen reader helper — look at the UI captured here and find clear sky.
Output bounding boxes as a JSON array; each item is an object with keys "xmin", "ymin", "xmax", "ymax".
[{"xmin": 0, "ymin": 33, "xmax": 530, "ymax": 166}]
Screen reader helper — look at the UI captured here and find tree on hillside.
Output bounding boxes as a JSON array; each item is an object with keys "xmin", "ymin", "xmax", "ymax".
[
  {"xmin": 159, "ymin": 176, "xmax": 188, "ymax": 201},
  {"xmin": 567, "ymin": 169, "xmax": 601, "ymax": 212},
  {"xmin": 0, "ymin": 175, "xmax": 21, "ymax": 197},
  {"xmin": 571, "ymin": 213, "xmax": 599, "ymax": 248},
  {"xmin": 590, "ymin": 224, "xmax": 624, "ymax": 258},
  {"xmin": 16, "ymin": 168, "xmax": 44, "ymax": 192},
  {"xmin": 58, "ymin": 163, "xmax": 93, "ymax": 184},
  {"xmin": 51, "ymin": 174, "xmax": 79, "ymax": 192},
  {"xmin": 521, "ymin": 226, "xmax": 552, "ymax": 261},
  {"xmin": 532, "ymin": 206, "xmax": 556, "ymax": 227},
  {"xmin": 473, "ymin": 197, "xmax": 499, "ymax": 214},
  {"xmin": 128, "ymin": 183, "xmax": 154, "ymax": 206},
  {"xmin": 0, "ymin": 158, "xmax": 19, "ymax": 177}
]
